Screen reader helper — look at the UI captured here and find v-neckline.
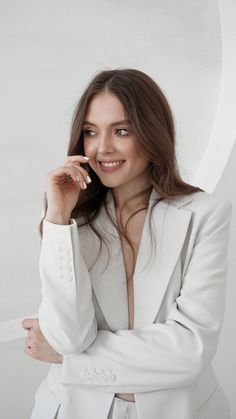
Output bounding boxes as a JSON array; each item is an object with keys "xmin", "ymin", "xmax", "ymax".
[
  {"xmin": 114, "ymin": 205, "xmax": 149, "ymax": 329},
  {"xmin": 105, "ymin": 188, "xmax": 165, "ymax": 279},
  {"xmin": 115, "ymin": 207, "xmax": 149, "ymax": 275},
  {"xmin": 106, "ymin": 189, "xmax": 154, "ymax": 286}
]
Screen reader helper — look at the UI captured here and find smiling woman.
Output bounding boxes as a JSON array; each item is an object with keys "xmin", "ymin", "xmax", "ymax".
[
  {"xmin": 24, "ymin": 68, "xmax": 232, "ymax": 419},
  {"xmin": 82, "ymin": 91, "xmax": 151, "ymax": 193}
]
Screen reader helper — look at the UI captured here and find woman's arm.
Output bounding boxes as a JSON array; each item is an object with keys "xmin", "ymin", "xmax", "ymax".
[
  {"xmin": 38, "ymin": 218, "xmax": 97, "ymax": 355},
  {"xmin": 61, "ymin": 201, "xmax": 232, "ymax": 393}
]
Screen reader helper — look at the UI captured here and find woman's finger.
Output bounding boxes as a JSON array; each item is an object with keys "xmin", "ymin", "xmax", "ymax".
[
  {"xmin": 64, "ymin": 155, "xmax": 90, "ymax": 165},
  {"xmin": 48, "ymin": 166, "xmax": 80, "ymax": 184},
  {"xmin": 28, "ymin": 330, "xmax": 34, "ymax": 339},
  {"xmin": 48, "ymin": 165, "xmax": 88, "ymax": 188},
  {"xmin": 24, "ymin": 347, "xmax": 33, "ymax": 357},
  {"xmin": 64, "ymin": 155, "xmax": 92, "ymax": 186},
  {"xmin": 22, "ymin": 318, "xmax": 38, "ymax": 330},
  {"xmin": 25, "ymin": 337, "xmax": 31, "ymax": 348},
  {"xmin": 64, "ymin": 163, "xmax": 91, "ymax": 185},
  {"xmin": 24, "ymin": 344, "xmax": 37, "ymax": 358},
  {"xmin": 63, "ymin": 165, "xmax": 91, "ymax": 190}
]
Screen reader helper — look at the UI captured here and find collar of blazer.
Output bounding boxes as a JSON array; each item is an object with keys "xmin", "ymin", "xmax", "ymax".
[{"xmin": 88, "ymin": 187, "xmax": 194, "ymax": 330}]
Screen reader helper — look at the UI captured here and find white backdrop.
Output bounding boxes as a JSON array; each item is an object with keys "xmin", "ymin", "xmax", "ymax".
[{"xmin": 0, "ymin": 1, "xmax": 235, "ymax": 418}]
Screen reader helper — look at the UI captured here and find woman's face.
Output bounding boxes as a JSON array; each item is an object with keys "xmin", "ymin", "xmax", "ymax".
[{"xmin": 83, "ymin": 91, "xmax": 150, "ymax": 190}]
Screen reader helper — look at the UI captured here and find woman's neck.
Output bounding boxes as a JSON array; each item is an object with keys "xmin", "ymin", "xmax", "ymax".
[{"xmin": 112, "ymin": 182, "xmax": 152, "ymax": 213}]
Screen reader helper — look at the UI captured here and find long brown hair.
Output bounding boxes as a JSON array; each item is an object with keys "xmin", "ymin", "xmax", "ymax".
[{"xmin": 39, "ymin": 68, "xmax": 203, "ymax": 280}]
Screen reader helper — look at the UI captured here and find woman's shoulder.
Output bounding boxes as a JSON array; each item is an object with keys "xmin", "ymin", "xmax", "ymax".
[
  {"xmin": 185, "ymin": 190, "xmax": 231, "ymax": 211},
  {"xmin": 170, "ymin": 190, "xmax": 232, "ymax": 222}
]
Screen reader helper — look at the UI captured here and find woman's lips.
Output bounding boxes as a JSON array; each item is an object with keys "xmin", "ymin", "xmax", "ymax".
[{"xmin": 98, "ymin": 160, "xmax": 126, "ymax": 172}]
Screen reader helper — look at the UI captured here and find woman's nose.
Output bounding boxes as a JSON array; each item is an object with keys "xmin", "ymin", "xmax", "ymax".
[{"xmin": 97, "ymin": 133, "xmax": 113, "ymax": 153}]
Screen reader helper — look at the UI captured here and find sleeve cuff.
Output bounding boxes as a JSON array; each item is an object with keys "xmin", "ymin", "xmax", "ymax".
[{"xmin": 42, "ymin": 218, "xmax": 77, "ymax": 227}]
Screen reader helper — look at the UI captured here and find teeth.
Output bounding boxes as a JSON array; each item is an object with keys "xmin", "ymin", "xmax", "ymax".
[{"xmin": 100, "ymin": 160, "xmax": 124, "ymax": 167}]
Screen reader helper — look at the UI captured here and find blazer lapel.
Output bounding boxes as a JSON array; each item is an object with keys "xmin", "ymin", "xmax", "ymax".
[
  {"xmin": 133, "ymin": 189, "xmax": 193, "ymax": 328},
  {"xmin": 89, "ymin": 188, "xmax": 193, "ymax": 331}
]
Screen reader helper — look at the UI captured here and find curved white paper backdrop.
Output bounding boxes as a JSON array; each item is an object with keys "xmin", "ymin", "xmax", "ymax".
[
  {"xmin": 0, "ymin": 0, "xmax": 235, "ymax": 342},
  {"xmin": 193, "ymin": 0, "xmax": 236, "ymax": 190}
]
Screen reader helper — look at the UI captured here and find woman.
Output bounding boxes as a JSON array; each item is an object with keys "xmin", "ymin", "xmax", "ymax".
[{"xmin": 22, "ymin": 68, "xmax": 232, "ymax": 419}]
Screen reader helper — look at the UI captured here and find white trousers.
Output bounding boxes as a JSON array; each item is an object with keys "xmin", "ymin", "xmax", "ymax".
[
  {"xmin": 107, "ymin": 397, "xmax": 138, "ymax": 419},
  {"xmin": 54, "ymin": 396, "xmax": 138, "ymax": 419}
]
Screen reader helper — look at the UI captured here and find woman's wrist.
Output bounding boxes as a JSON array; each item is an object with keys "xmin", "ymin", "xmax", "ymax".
[{"xmin": 44, "ymin": 211, "xmax": 70, "ymax": 225}]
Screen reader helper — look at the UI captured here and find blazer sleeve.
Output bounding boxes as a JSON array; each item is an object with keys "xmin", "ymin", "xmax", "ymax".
[
  {"xmin": 61, "ymin": 201, "xmax": 232, "ymax": 393},
  {"xmin": 38, "ymin": 218, "xmax": 97, "ymax": 355}
]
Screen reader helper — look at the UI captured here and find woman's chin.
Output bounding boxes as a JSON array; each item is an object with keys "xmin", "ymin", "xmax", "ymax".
[{"xmin": 99, "ymin": 180, "xmax": 122, "ymax": 188}]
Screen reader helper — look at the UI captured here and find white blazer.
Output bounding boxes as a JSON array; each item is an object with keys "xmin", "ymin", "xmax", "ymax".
[{"xmin": 31, "ymin": 188, "xmax": 232, "ymax": 419}]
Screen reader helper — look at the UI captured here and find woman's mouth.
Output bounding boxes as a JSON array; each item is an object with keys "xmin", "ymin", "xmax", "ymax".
[{"xmin": 98, "ymin": 160, "xmax": 126, "ymax": 172}]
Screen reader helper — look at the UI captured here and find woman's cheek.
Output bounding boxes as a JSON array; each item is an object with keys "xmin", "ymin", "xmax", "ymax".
[
  {"xmin": 83, "ymin": 143, "xmax": 98, "ymax": 174},
  {"xmin": 83, "ymin": 141, "xmax": 95, "ymax": 159}
]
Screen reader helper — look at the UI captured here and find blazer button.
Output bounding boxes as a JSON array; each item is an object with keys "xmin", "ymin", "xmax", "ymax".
[
  {"xmin": 107, "ymin": 373, "xmax": 116, "ymax": 383},
  {"xmin": 100, "ymin": 369, "xmax": 107, "ymax": 383},
  {"xmin": 90, "ymin": 367, "xmax": 99, "ymax": 382},
  {"xmin": 80, "ymin": 367, "xmax": 90, "ymax": 381},
  {"xmin": 106, "ymin": 369, "xmax": 116, "ymax": 383}
]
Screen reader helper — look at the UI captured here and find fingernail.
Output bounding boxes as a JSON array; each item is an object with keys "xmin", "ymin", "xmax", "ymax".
[
  {"xmin": 86, "ymin": 175, "xmax": 92, "ymax": 183},
  {"xmin": 83, "ymin": 156, "xmax": 90, "ymax": 160},
  {"xmin": 83, "ymin": 182, "xmax": 87, "ymax": 189}
]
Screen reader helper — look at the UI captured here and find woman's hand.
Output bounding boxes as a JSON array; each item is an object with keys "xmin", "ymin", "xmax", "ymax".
[
  {"xmin": 22, "ymin": 318, "xmax": 63, "ymax": 364},
  {"xmin": 45, "ymin": 155, "xmax": 92, "ymax": 222}
]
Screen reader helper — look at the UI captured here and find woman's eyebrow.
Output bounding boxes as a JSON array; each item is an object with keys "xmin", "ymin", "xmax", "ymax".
[{"xmin": 83, "ymin": 119, "xmax": 131, "ymax": 127}]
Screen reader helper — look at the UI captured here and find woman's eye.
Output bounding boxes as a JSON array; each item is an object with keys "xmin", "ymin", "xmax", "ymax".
[
  {"xmin": 116, "ymin": 128, "xmax": 128, "ymax": 136},
  {"xmin": 83, "ymin": 128, "xmax": 129, "ymax": 137},
  {"xmin": 83, "ymin": 129, "xmax": 96, "ymax": 136}
]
